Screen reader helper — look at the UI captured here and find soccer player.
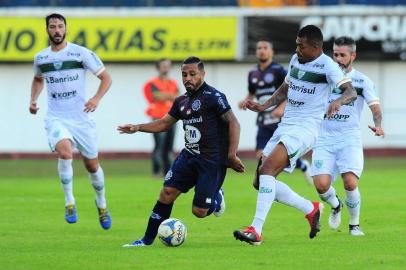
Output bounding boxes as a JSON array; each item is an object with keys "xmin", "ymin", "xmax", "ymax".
[
  {"xmin": 238, "ymin": 39, "xmax": 313, "ymax": 187},
  {"xmin": 310, "ymin": 36, "xmax": 385, "ymax": 236},
  {"xmin": 29, "ymin": 13, "xmax": 112, "ymax": 229},
  {"xmin": 234, "ymin": 25, "xmax": 357, "ymax": 245},
  {"xmin": 118, "ymin": 56, "xmax": 245, "ymax": 247}
]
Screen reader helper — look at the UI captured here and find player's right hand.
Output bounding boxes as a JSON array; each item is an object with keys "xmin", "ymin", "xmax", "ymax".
[
  {"xmin": 238, "ymin": 100, "xmax": 246, "ymax": 110},
  {"xmin": 29, "ymin": 101, "xmax": 39, "ymax": 114},
  {"xmin": 229, "ymin": 155, "xmax": 245, "ymax": 173},
  {"xmin": 241, "ymin": 100, "xmax": 264, "ymax": 112},
  {"xmin": 117, "ymin": 124, "xmax": 140, "ymax": 134}
]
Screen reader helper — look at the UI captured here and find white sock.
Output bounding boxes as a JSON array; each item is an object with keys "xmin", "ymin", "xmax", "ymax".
[
  {"xmin": 345, "ymin": 188, "xmax": 361, "ymax": 225},
  {"xmin": 274, "ymin": 180, "xmax": 314, "ymax": 214},
  {"xmin": 89, "ymin": 166, "xmax": 106, "ymax": 208},
  {"xmin": 58, "ymin": 158, "xmax": 75, "ymax": 206},
  {"xmin": 251, "ymin": 175, "xmax": 276, "ymax": 234},
  {"xmin": 319, "ymin": 186, "xmax": 339, "ymax": 208}
]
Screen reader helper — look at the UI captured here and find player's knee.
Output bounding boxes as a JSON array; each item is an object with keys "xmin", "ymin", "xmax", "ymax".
[
  {"xmin": 84, "ymin": 162, "xmax": 99, "ymax": 173},
  {"xmin": 192, "ymin": 207, "xmax": 208, "ymax": 218},
  {"xmin": 58, "ymin": 150, "xmax": 72, "ymax": 160},
  {"xmin": 315, "ymin": 185, "xmax": 329, "ymax": 194},
  {"xmin": 342, "ymin": 173, "xmax": 358, "ymax": 191},
  {"xmin": 315, "ymin": 181, "xmax": 329, "ymax": 194},
  {"xmin": 159, "ymin": 187, "xmax": 177, "ymax": 204},
  {"xmin": 344, "ymin": 182, "xmax": 357, "ymax": 191},
  {"xmin": 258, "ymin": 161, "xmax": 279, "ymax": 176},
  {"xmin": 313, "ymin": 179, "xmax": 328, "ymax": 194}
]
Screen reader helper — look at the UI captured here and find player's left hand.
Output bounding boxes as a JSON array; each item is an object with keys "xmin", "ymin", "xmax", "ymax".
[
  {"xmin": 228, "ymin": 155, "xmax": 245, "ymax": 173},
  {"xmin": 368, "ymin": 125, "xmax": 385, "ymax": 137},
  {"xmin": 84, "ymin": 97, "xmax": 100, "ymax": 113},
  {"xmin": 327, "ymin": 100, "xmax": 341, "ymax": 118}
]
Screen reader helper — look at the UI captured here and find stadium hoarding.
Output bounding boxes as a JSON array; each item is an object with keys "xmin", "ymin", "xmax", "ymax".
[
  {"xmin": 0, "ymin": 16, "xmax": 237, "ymax": 62},
  {"xmin": 246, "ymin": 15, "xmax": 406, "ymax": 61}
]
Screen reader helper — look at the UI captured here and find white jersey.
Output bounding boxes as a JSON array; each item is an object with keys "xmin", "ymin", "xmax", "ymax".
[
  {"xmin": 318, "ymin": 68, "xmax": 379, "ymax": 140},
  {"xmin": 33, "ymin": 42, "xmax": 105, "ymax": 121},
  {"xmin": 282, "ymin": 53, "xmax": 350, "ymax": 133}
]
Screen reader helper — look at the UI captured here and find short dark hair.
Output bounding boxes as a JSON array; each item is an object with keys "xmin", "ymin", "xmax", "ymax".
[
  {"xmin": 334, "ymin": 36, "xmax": 356, "ymax": 52},
  {"xmin": 298, "ymin": 25, "xmax": 323, "ymax": 47},
  {"xmin": 183, "ymin": 56, "xmax": 204, "ymax": 71},
  {"xmin": 46, "ymin": 13, "xmax": 66, "ymax": 27},
  {"xmin": 155, "ymin": 58, "xmax": 170, "ymax": 69},
  {"xmin": 257, "ymin": 38, "xmax": 273, "ymax": 48}
]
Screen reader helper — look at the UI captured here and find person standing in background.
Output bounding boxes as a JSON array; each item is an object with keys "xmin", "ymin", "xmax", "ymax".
[{"xmin": 143, "ymin": 58, "xmax": 179, "ymax": 177}]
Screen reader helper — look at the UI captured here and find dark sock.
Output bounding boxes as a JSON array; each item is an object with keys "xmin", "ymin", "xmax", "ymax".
[
  {"xmin": 296, "ymin": 159, "xmax": 306, "ymax": 171},
  {"xmin": 143, "ymin": 201, "xmax": 173, "ymax": 244}
]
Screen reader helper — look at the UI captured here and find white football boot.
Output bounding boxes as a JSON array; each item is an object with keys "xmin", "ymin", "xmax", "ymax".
[
  {"xmin": 329, "ymin": 197, "xmax": 343, "ymax": 230},
  {"xmin": 349, "ymin": 225, "xmax": 365, "ymax": 236}
]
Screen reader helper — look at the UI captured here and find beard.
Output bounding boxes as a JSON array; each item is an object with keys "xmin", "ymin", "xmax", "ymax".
[
  {"xmin": 338, "ymin": 60, "xmax": 352, "ymax": 72},
  {"xmin": 258, "ymin": 57, "xmax": 269, "ymax": 63},
  {"xmin": 49, "ymin": 33, "xmax": 65, "ymax": 45},
  {"xmin": 184, "ymin": 84, "xmax": 195, "ymax": 93}
]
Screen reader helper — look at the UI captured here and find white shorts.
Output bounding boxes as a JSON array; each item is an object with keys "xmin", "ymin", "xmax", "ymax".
[
  {"xmin": 262, "ymin": 124, "xmax": 316, "ymax": 173},
  {"xmin": 44, "ymin": 117, "xmax": 98, "ymax": 159},
  {"xmin": 310, "ymin": 141, "xmax": 364, "ymax": 181}
]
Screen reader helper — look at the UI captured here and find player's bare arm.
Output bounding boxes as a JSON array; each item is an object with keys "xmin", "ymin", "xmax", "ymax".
[
  {"xmin": 241, "ymin": 82, "xmax": 288, "ymax": 112},
  {"xmin": 238, "ymin": 93, "xmax": 255, "ymax": 109},
  {"xmin": 271, "ymin": 100, "xmax": 287, "ymax": 118},
  {"xmin": 84, "ymin": 69, "xmax": 112, "ymax": 113},
  {"xmin": 368, "ymin": 104, "xmax": 385, "ymax": 137},
  {"xmin": 327, "ymin": 82, "xmax": 357, "ymax": 117},
  {"xmin": 118, "ymin": 114, "xmax": 177, "ymax": 134},
  {"xmin": 29, "ymin": 76, "xmax": 44, "ymax": 114},
  {"xmin": 221, "ymin": 110, "xmax": 245, "ymax": 173}
]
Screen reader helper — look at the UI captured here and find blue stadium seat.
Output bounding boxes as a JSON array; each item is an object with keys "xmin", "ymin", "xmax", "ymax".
[
  {"xmin": 345, "ymin": 0, "xmax": 406, "ymax": 4},
  {"xmin": 118, "ymin": 0, "xmax": 148, "ymax": 7},
  {"xmin": 318, "ymin": 0, "xmax": 340, "ymax": 5},
  {"xmin": 1, "ymin": 0, "xmax": 48, "ymax": 6},
  {"xmin": 57, "ymin": 0, "xmax": 90, "ymax": 6}
]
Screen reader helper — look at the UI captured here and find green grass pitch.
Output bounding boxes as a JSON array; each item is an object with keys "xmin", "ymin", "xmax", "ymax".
[{"xmin": 0, "ymin": 158, "xmax": 405, "ymax": 270}]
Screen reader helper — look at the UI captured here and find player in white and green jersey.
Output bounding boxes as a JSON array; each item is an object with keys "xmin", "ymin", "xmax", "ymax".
[
  {"xmin": 234, "ymin": 25, "xmax": 357, "ymax": 245},
  {"xmin": 310, "ymin": 36, "xmax": 385, "ymax": 236},
  {"xmin": 29, "ymin": 13, "xmax": 113, "ymax": 229}
]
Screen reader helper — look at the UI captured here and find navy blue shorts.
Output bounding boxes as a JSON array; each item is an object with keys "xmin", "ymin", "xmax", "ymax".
[
  {"xmin": 164, "ymin": 149, "xmax": 227, "ymax": 209},
  {"xmin": 256, "ymin": 124, "xmax": 279, "ymax": 150}
]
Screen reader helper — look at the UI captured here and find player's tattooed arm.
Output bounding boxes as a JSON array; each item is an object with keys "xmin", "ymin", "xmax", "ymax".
[
  {"xmin": 327, "ymin": 82, "xmax": 357, "ymax": 118},
  {"xmin": 240, "ymin": 82, "xmax": 288, "ymax": 112},
  {"xmin": 117, "ymin": 114, "xmax": 177, "ymax": 134},
  {"xmin": 337, "ymin": 82, "xmax": 357, "ymax": 105},
  {"xmin": 221, "ymin": 110, "xmax": 245, "ymax": 173},
  {"xmin": 368, "ymin": 104, "xmax": 385, "ymax": 137}
]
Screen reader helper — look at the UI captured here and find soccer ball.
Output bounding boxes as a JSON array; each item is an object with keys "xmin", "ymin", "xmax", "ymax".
[{"xmin": 157, "ymin": 218, "xmax": 187, "ymax": 247}]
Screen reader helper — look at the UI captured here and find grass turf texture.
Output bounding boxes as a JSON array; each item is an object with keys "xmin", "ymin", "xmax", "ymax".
[{"xmin": 0, "ymin": 158, "xmax": 405, "ymax": 270}]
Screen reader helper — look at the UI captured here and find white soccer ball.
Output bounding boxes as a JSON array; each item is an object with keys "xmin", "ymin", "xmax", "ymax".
[{"xmin": 157, "ymin": 218, "xmax": 187, "ymax": 247}]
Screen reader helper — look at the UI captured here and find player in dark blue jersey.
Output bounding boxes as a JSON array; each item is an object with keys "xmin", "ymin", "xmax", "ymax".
[
  {"xmin": 238, "ymin": 40, "xmax": 313, "ymax": 188},
  {"xmin": 118, "ymin": 56, "xmax": 245, "ymax": 247}
]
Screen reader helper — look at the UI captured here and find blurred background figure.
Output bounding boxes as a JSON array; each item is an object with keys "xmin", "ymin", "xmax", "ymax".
[{"xmin": 143, "ymin": 58, "xmax": 179, "ymax": 177}]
